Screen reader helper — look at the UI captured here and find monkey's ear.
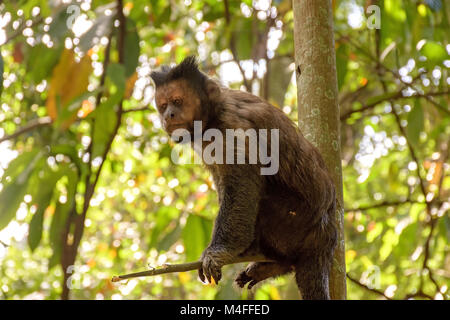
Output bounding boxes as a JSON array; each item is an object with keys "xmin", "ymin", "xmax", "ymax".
[
  {"xmin": 150, "ymin": 71, "xmax": 165, "ymax": 87},
  {"xmin": 150, "ymin": 65, "xmax": 171, "ymax": 87},
  {"xmin": 205, "ymin": 79, "xmax": 221, "ymax": 102}
]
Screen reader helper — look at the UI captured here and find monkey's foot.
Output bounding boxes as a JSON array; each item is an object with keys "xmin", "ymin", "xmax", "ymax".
[
  {"xmin": 235, "ymin": 270, "xmax": 260, "ymax": 289},
  {"xmin": 235, "ymin": 262, "xmax": 293, "ymax": 289}
]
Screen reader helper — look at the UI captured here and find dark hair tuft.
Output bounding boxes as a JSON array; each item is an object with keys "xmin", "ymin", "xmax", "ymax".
[{"xmin": 150, "ymin": 56, "xmax": 206, "ymax": 88}]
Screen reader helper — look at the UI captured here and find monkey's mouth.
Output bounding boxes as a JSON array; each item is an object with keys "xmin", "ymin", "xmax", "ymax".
[{"xmin": 166, "ymin": 123, "xmax": 187, "ymax": 133}]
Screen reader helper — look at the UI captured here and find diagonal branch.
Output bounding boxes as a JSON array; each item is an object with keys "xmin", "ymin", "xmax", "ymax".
[
  {"xmin": 0, "ymin": 117, "xmax": 52, "ymax": 143},
  {"xmin": 112, "ymin": 255, "xmax": 269, "ymax": 282},
  {"xmin": 346, "ymin": 199, "xmax": 425, "ymax": 212},
  {"xmin": 346, "ymin": 273, "xmax": 392, "ymax": 300},
  {"xmin": 340, "ymin": 91, "xmax": 449, "ymax": 121}
]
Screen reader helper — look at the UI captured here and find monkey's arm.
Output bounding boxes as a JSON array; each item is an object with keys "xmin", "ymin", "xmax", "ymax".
[{"xmin": 198, "ymin": 165, "xmax": 264, "ymax": 283}]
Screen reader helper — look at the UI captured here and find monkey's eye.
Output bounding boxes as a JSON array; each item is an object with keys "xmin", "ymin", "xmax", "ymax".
[
  {"xmin": 160, "ymin": 103, "xmax": 168, "ymax": 111},
  {"xmin": 173, "ymin": 98, "xmax": 182, "ymax": 106}
]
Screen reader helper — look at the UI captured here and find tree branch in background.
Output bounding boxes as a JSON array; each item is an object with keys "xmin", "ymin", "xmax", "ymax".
[
  {"xmin": 61, "ymin": 0, "xmax": 127, "ymax": 300},
  {"xmin": 340, "ymin": 90, "xmax": 449, "ymax": 121},
  {"xmin": 346, "ymin": 273, "xmax": 392, "ymax": 300},
  {"xmin": 123, "ymin": 105, "xmax": 151, "ymax": 113},
  {"xmin": 1, "ymin": 16, "xmax": 44, "ymax": 46},
  {"xmin": 112, "ymin": 255, "xmax": 269, "ymax": 282},
  {"xmin": 346, "ymin": 199, "xmax": 425, "ymax": 212},
  {"xmin": 0, "ymin": 117, "xmax": 52, "ymax": 143},
  {"xmin": 223, "ymin": 0, "xmax": 251, "ymax": 91}
]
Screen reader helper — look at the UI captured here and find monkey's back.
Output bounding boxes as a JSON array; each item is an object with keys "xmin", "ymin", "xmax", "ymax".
[{"xmin": 218, "ymin": 89, "xmax": 337, "ymax": 261}]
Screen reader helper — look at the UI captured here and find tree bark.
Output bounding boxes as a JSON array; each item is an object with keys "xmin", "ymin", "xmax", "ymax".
[{"xmin": 292, "ymin": 0, "xmax": 346, "ymax": 299}]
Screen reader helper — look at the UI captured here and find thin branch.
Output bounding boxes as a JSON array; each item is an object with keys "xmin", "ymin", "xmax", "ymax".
[
  {"xmin": 340, "ymin": 91, "xmax": 449, "ymax": 121},
  {"xmin": 112, "ymin": 255, "xmax": 269, "ymax": 282},
  {"xmin": 223, "ymin": 0, "xmax": 231, "ymax": 25},
  {"xmin": 346, "ymin": 273, "xmax": 392, "ymax": 300},
  {"xmin": 123, "ymin": 106, "xmax": 151, "ymax": 113},
  {"xmin": 0, "ymin": 117, "xmax": 52, "ymax": 143},
  {"xmin": 346, "ymin": 199, "xmax": 424, "ymax": 212},
  {"xmin": 1, "ymin": 16, "xmax": 44, "ymax": 46},
  {"xmin": 223, "ymin": 0, "xmax": 251, "ymax": 91},
  {"xmin": 403, "ymin": 291, "xmax": 434, "ymax": 300}
]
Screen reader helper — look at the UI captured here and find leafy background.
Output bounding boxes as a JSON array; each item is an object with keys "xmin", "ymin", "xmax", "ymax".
[{"xmin": 0, "ymin": 0, "xmax": 448, "ymax": 300}]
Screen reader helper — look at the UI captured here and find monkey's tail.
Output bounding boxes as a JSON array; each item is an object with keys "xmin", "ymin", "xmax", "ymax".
[{"xmin": 294, "ymin": 254, "xmax": 331, "ymax": 300}]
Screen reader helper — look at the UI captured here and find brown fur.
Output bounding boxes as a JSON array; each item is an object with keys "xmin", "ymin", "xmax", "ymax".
[{"xmin": 151, "ymin": 57, "xmax": 337, "ymax": 300}]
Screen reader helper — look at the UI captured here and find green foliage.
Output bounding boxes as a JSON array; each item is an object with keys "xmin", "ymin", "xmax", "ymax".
[
  {"xmin": 0, "ymin": 0, "xmax": 448, "ymax": 301},
  {"xmin": 182, "ymin": 215, "xmax": 213, "ymax": 261}
]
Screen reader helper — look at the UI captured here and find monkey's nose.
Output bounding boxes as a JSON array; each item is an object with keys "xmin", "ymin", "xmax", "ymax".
[{"xmin": 170, "ymin": 112, "xmax": 175, "ymax": 119}]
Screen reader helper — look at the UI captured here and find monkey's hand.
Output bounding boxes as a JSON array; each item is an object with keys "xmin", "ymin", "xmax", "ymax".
[{"xmin": 198, "ymin": 246, "xmax": 233, "ymax": 284}]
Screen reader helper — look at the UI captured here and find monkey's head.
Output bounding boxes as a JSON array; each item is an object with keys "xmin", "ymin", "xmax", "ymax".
[{"xmin": 150, "ymin": 56, "xmax": 221, "ymax": 140}]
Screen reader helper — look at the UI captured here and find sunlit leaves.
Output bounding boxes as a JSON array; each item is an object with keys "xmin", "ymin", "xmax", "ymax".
[
  {"xmin": 0, "ymin": 150, "xmax": 43, "ymax": 230},
  {"xmin": 78, "ymin": 3, "xmax": 116, "ymax": 53},
  {"xmin": 366, "ymin": 222, "xmax": 383, "ymax": 243}
]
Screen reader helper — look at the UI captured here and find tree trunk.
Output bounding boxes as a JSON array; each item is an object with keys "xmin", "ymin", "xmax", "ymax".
[{"xmin": 292, "ymin": 0, "xmax": 347, "ymax": 299}]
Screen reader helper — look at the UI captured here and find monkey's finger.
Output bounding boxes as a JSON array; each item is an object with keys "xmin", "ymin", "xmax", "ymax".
[
  {"xmin": 198, "ymin": 266, "xmax": 206, "ymax": 283},
  {"xmin": 206, "ymin": 264, "xmax": 217, "ymax": 284},
  {"xmin": 247, "ymin": 280, "xmax": 257, "ymax": 290},
  {"xmin": 212, "ymin": 268, "xmax": 221, "ymax": 284}
]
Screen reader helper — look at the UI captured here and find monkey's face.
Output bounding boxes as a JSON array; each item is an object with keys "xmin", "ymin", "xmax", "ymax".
[{"xmin": 155, "ymin": 79, "xmax": 201, "ymax": 137}]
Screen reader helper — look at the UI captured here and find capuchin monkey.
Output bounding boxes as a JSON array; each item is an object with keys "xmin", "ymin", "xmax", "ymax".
[{"xmin": 150, "ymin": 56, "xmax": 337, "ymax": 300}]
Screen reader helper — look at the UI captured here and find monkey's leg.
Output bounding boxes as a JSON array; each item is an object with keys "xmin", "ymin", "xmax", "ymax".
[
  {"xmin": 294, "ymin": 254, "xmax": 331, "ymax": 300},
  {"xmin": 235, "ymin": 262, "xmax": 293, "ymax": 289}
]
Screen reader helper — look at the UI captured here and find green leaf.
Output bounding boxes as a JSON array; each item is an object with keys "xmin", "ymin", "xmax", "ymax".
[
  {"xmin": 406, "ymin": 101, "xmax": 424, "ymax": 146},
  {"xmin": 1, "ymin": 149, "xmax": 40, "ymax": 183},
  {"xmin": 234, "ymin": 19, "xmax": 254, "ymax": 60},
  {"xmin": 149, "ymin": 206, "xmax": 178, "ymax": 248},
  {"xmin": 50, "ymin": 145, "xmax": 86, "ymax": 176},
  {"xmin": 157, "ymin": 223, "xmax": 182, "ymax": 252},
  {"xmin": 27, "ymin": 44, "xmax": 64, "ymax": 83},
  {"xmin": 366, "ymin": 222, "xmax": 383, "ymax": 243},
  {"xmin": 182, "ymin": 215, "xmax": 212, "ymax": 261},
  {"xmin": 48, "ymin": 165, "xmax": 78, "ymax": 269},
  {"xmin": 28, "ymin": 166, "xmax": 64, "ymax": 252},
  {"xmin": 124, "ymin": 18, "xmax": 140, "ymax": 78},
  {"xmin": 336, "ymin": 44, "xmax": 349, "ymax": 90},
  {"xmin": 0, "ymin": 151, "xmax": 43, "ymax": 230},
  {"xmin": 419, "ymin": 41, "xmax": 448, "ymax": 65},
  {"xmin": 154, "ymin": 5, "xmax": 172, "ymax": 28},
  {"xmin": 48, "ymin": 4, "xmax": 73, "ymax": 42}
]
